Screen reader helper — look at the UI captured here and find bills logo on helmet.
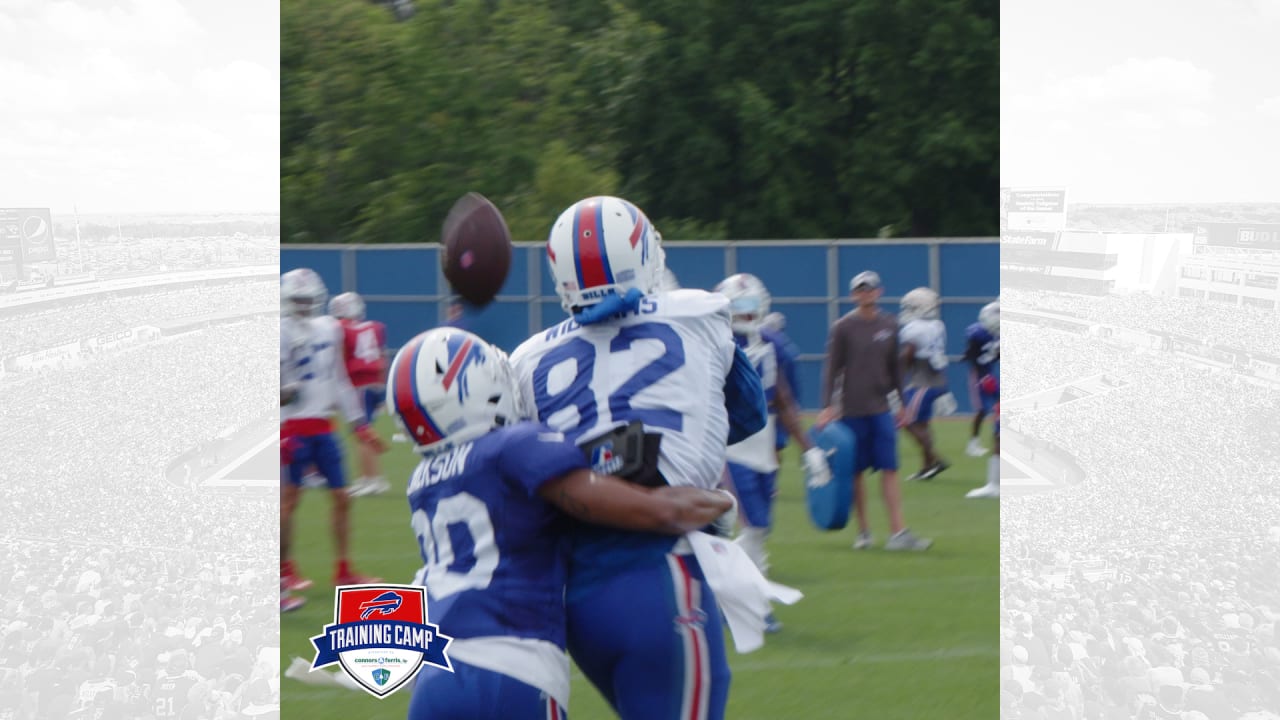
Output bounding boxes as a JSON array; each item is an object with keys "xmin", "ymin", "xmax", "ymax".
[
  {"xmin": 311, "ymin": 585, "xmax": 453, "ymax": 698},
  {"xmin": 441, "ymin": 334, "xmax": 487, "ymax": 402},
  {"xmin": 359, "ymin": 591, "xmax": 404, "ymax": 620},
  {"xmin": 591, "ymin": 441, "xmax": 624, "ymax": 475}
]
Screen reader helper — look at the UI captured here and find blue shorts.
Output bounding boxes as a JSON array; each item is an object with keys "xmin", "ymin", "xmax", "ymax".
[
  {"xmin": 359, "ymin": 385, "xmax": 386, "ymax": 425},
  {"xmin": 727, "ymin": 463, "xmax": 776, "ymax": 529},
  {"xmin": 409, "ymin": 661, "xmax": 566, "ymax": 720},
  {"xmin": 284, "ymin": 433, "xmax": 346, "ymax": 489},
  {"xmin": 902, "ymin": 386, "xmax": 947, "ymax": 425},
  {"xmin": 969, "ymin": 372, "xmax": 997, "ymax": 413},
  {"xmin": 839, "ymin": 413, "xmax": 898, "ymax": 474},
  {"xmin": 568, "ymin": 553, "xmax": 730, "ymax": 720}
]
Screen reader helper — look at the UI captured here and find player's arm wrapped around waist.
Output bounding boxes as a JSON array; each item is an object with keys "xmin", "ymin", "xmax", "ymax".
[{"xmin": 578, "ymin": 420, "xmax": 668, "ymax": 487}]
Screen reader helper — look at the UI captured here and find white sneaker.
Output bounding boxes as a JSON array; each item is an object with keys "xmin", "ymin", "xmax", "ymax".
[
  {"xmin": 853, "ymin": 531, "xmax": 874, "ymax": 550},
  {"xmin": 965, "ymin": 438, "xmax": 988, "ymax": 457},
  {"xmin": 965, "ymin": 484, "xmax": 1000, "ymax": 499},
  {"xmin": 349, "ymin": 477, "xmax": 391, "ymax": 497}
]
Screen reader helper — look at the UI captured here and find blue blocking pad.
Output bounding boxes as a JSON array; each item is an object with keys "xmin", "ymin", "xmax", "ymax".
[{"xmin": 806, "ymin": 422, "xmax": 856, "ymax": 531}]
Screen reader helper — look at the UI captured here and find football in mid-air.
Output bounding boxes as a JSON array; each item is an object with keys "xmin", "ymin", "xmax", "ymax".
[{"xmin": 441, "ymin": 192, "xmax": 512, "ymax": 307}]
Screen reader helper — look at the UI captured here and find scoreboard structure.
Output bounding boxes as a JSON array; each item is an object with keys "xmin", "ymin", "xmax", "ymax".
[
  {"xmin": 282, "ymin": 238, "xmax": 999, "ymax": 412},
  {"xmin": 1178, "ymin": 223, "xmax": 1280, "ymax": 310}
]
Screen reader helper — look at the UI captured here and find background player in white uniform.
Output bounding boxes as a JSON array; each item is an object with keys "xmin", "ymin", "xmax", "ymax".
[
  {"xmin": 510, "ymin": 195, "xmax": 770, "ymax": 720},
  {"xmin": 388, "ymin": 327, "xmax": 733, "ymax": 720},
  {"xmin": 329, "ymin": 291, "xmax": 392, "ymax": 497},
  {"xmin": 714, "ymin": 274, "xmax": 830, "ymax": 576},
  {"xmin": 280, "ymin": 269, "xmax": 384, "ymax": 591},
  {"xmin": 897, "ymin": 287, "xmax": 956, "ymax": 481}
]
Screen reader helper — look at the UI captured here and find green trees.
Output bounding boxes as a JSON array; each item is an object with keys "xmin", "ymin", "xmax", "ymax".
[{"xmin": 282, "ymin": 0, "xmax": 996, "ymax": 243}]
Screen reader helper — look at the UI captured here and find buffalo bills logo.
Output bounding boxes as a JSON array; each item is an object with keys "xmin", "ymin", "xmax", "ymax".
[
  {"xmin": 359, "ymin": 591, "xmax": 403, "ymax": 620},
  {"xmin": 440, "ymin": 335, "xmax": 487, "ymax": 402},
  {"xmin": 591, "ymin": 442, "xmax": 624, "ymax": 475}
]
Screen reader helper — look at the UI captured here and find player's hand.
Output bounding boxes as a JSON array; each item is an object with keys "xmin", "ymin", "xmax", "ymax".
[
  {"xmin": 281, "ymin": 383, "xmax": 299, "ymax": 406},
  {"xmin": 802, "ymin": 447, "xmax": 832, "ymax": 488},
  {"xmin": 353, "ymin": 424, "xmax": 387, "ymax": 453},
  {"xmin": 711, "ymin": 490, "xmax": 738, "ymax": 538},
  {"xmin": 815, "ymin": 406, "xmax": 839, "ymax": 428},
  {"xmin": 894, "ymin": 408, "xmax": 908, "ymax": 429}
]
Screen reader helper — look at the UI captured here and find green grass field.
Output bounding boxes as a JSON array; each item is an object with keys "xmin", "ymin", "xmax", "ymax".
[{"xmin": 281, "ymin": 417, "xmax": 998, "ymax": 719}]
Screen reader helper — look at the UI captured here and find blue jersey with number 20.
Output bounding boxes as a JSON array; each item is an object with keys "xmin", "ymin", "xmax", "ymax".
[{"xmin": 406, "ymin": 422, "xmax": 587, "ymax": 646}]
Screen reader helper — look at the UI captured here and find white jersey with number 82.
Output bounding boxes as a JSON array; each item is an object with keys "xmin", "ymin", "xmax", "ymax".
[{"xmin": 510, "ymin": 289, "xmax": 737, "ymax": 490}]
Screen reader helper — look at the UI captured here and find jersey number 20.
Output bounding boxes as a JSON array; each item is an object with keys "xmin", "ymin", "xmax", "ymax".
[{"xmin": 411, "ymin": 494, "xmax": 498, "ymax": 599}]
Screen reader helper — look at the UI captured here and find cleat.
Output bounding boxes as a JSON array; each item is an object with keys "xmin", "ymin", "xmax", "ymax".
[
  {"xmin": 920, "ymin": 461, "xmax": 950, "ymax": 480},
  {"xmin": 281, "ymin": 573, "xmax": 313, "ymax": 592},
  {"xmin": 303, "ymin": 472, "xmax": 326, "ymax": 489},
  {"xmin": 853, "ymin": 531, "xmax": 874, "ymax": 550},
  {"xmin": 335, "ymin": 572, "xmax": 382, "ymax": 587},
  {"xmin": 281, "ymin": 593, "xmax": 307, "ymax": 613},
  {"xmin": 764, "ymin": 613, "xmax": 783, "ymax": 634},
  {"xmin": 884, "ymin": 529, "xmax": 932, "ymax": 552},
  {"xmin": 965, "ymin": 439, "xmax": 989, "ymax": 457},
  {"xmin": 965, "ymin": 484, "xmax": 1000, "ymax": 499}
]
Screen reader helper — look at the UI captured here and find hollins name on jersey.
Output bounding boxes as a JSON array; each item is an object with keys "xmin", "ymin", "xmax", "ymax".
[{"xmin": 542, "ymin": 298, "xmax": 660, "ymax": 341}]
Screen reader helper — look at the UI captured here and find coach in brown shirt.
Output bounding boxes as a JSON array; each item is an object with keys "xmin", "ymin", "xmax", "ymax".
[{"xmin": 817, "ymin": 271, "xmax": 932, "ymax": 551}]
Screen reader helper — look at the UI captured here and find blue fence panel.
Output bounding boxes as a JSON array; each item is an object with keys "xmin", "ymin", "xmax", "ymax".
[
  {"xmin": 665, "ymin": 245, "xmax": 726, "ymax": 291},
  {"xmin": 768, "ymin": 301, "xmax": 828, "ymax": 355},
  {"xmin": 282, "ymin": 239, "xmax": 997, "ymax": 411},
  {"xmin": 941, "ymin": 302, "xmax": 986, "ymax": 356},
  {"xmin": 363, "ymin": 300, "xmax": 437, "ymax": 348},
  {"xmin": 281, "ymin": 249, "xmax": 344, "ymax": 296},
  {"xmin": 837, "ymin": 244, "xmax": 929, "ymax": 294},
  {"xmin": 940, "ymin": 243, "xmax": 999, "ymax": 297},
  {"xmin": 736, "ymin": 245, "xmax": 829, "ymax": 297},
  {"xmin": 355, "ymin": 248, "xmax": 438, "ymax": 296}
]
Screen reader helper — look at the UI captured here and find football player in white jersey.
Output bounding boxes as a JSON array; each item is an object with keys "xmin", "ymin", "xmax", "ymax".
[
  {"xmin": 714, "ymin": 273, "xmax": 830, "ymax": 577},
  {"xmin": 897, "ymin": 287, "xmax": 956, "ymax": 481},
  {"xmin": 510, "ymin": 196, "xmax": 769, "ymax": 720},
  {"xmin": 280, "ymin": 268, "xmax": 385, "ymax": 591}
]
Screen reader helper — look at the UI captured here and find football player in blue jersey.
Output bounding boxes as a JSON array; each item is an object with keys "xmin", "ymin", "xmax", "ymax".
[
  {"xmin": 964, "ymin": 300, "xmax": 1000, "ymax": 458},
  {"xmin": 510, "ymin": 196, "xmax": 775, "ymax": 720},
  {"xmin": 761, "ymin": 311, "xmax": 803, "ymax": 463},
  {"xmin": 389, "ymin": 327, "xmax": 734, "ymax": 720}
]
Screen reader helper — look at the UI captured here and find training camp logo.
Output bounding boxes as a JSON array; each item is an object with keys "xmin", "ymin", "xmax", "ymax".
[{"xmin": 310, "ymin": 585, "xmax": 453, "ymax": 698}]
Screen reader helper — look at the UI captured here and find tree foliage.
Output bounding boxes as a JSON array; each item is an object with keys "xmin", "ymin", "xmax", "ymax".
[{"xmin": 282, "ymin": 0, "xmax": 997, "ymax": 243}]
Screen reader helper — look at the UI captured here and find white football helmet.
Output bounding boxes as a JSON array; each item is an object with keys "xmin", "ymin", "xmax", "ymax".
[
  {"xmin": 979, "ymin": 300, "xmax": 1000, "ymax": 335},
  {"xmin": 715, "ymin": 273, "xmax": 772, "ymax": 336},
  {"xmin": 386, "ymin": 328, "xmax": 526, "ymax": 454},
  {"xmin": 329, "ymin": 292, "xmax": 366, "ymax": 321},
  {"xmin": 899, "ymin": 287, "xmax": 940, "ymax": 324},
  {"xmin": 281, "ymin": 268, "xmax": 328, "ymax": 318},
  {"xmin": 546, "ymin": 196, "xmax": 665, "ymax": 313}
]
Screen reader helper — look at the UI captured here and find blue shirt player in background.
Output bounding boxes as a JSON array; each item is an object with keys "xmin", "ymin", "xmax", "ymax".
[
  {"xmin": 760, "ymin": 311, "xmax": 802, "ymax": 463},
  {"xmin": 512, "ymin": 195, "xmax": 771, "ymax": 720},
  {"xmin": 964, "ymin": 300, "xmax": 1000, "ymax": 458},
  {"xmin": 388, "ymin": 327, "xmax": 733, "ymax": 720}
]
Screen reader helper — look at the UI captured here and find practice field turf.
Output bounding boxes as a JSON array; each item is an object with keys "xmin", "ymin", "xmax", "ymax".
[{"xmin": 280, "ymin": 417, "xmax": 999, "ymax": 719}]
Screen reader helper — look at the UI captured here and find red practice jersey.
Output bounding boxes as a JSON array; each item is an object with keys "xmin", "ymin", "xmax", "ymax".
[{"xmin": 340, "ymin": 318, "xmax": 388, "ymax": 387}]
